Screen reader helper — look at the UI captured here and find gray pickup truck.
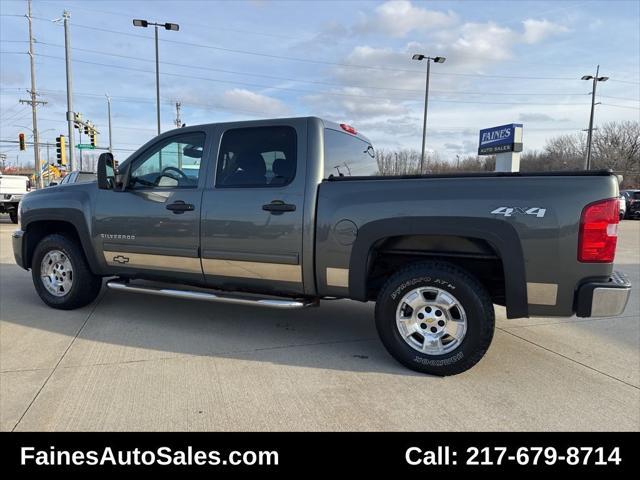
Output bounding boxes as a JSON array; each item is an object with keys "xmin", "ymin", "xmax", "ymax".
[{"xmin": 12, "ymin": 117, "xmax": 631, "ymax": 375}]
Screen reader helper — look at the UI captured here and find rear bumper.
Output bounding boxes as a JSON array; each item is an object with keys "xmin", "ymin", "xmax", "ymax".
[
  {"xmin": 575, "ymin": 271, "xmax": 631, "ymax": 317},
  {"xmin": 12, "ymin": 229, "xmax": 26, "ymax": 270}
]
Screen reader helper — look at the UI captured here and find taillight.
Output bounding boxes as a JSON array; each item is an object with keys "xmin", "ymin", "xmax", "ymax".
[{"xmin": 578, "ymin": 198, "xmax": 619, "ymax": 263}]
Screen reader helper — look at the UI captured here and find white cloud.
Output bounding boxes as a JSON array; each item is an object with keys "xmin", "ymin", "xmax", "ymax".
[
  {"xmin": 220, "ymin": 89, "xmax": 290, "ymax": 116},
  {"xmin": 522, "ymin": 19, "xmax": 570, "ymax": 44},
  {"xmin": 448, "ymin": 22, "xmax": 517, "ymax": 64},
  {"xmin": 356, "ymin": 0, "xmax": 458, "ymax": 37}
]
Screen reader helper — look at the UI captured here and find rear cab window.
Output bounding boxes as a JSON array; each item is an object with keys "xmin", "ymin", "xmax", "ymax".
[
  {"xmin": 323, "ymin": 127, "xmax": 377, "ymax": 178},
  {"xmin": 215, "ymin": 126, "xmax": 297, "ymax": 188}
]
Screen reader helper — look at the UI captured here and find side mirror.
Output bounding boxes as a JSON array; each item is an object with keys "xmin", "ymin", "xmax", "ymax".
[
  {"xmin": 49, "ymin": 181, "xmax": 58, "ymax": 187},
  {"xmin": 97, "ymin": 152, "xmax": 115, "ymax": 190}
]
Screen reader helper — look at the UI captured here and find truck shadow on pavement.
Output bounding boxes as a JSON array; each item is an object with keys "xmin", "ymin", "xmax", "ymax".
[{"xmin": 1, "ymin": 262, "xmax": 427, "ymax": 376}]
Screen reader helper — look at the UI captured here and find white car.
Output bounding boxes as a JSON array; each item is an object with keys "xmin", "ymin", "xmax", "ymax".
[{"xmin": 0, "ymin": 174, "xmax": 31, "ymax": 224}]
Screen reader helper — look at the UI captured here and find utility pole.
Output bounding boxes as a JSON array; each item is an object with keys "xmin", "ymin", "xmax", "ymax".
[
  {"xmin": 581, "ymin": 65, "xmax": 609, "ymax": 170},
  {"xmin": 175, "ymin": 101, "xmax": 182, "ymax": 128},
  {"xmin": 21, "ymin": 0, "xmax": 47, "ymax": 188},
  {"xmin": 63, "ymin": 10, "xmax": 76, "ymax": 171},
  {"xmin": 106, "ymin": 94, "xmax": 113, "ymax": 153}
]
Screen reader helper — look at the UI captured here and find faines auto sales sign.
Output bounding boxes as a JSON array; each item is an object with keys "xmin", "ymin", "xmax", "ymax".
[{"xmin": 478, "ymin": 124, "xmax": 523, "ymax": 155}]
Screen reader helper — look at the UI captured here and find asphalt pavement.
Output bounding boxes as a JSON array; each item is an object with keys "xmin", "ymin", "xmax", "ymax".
[{"xmin": 1, "ymin": 216, "xmax": 638, "ymax": 431}]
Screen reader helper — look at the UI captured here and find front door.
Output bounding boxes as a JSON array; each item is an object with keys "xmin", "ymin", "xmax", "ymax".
[
  {"xmin": 94, "ymin": 130, "xmax": 209, "ymax": 284},
  {"xmin": 201, "ymin": 123, "xmax": 306, "ymax": 295}
]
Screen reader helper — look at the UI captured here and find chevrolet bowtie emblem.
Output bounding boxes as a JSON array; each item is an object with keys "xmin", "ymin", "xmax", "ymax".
[{"xmin": 113, "ymin": 255, "xmax": 130, "ymax": 264}]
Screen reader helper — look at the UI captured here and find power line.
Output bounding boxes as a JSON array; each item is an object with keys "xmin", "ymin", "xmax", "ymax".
[
  {"xmin": 40, "ymin": 2, "xmax": 296, "ymax": 41},
  {"xmin": 609, "ymin": 78, "xmax": 640, "ymax": 85},
  {"xmin": 33, "ymin": 40, "xmax": 592, "ymax": 97},
  {"xmin": 8, "ymin": 10, "xmax": 640, "ymax": 83},
  {"xmin": 60, "ymin": 21, "xmax": 605, "ymax": 81},
  {"xmin": 601, "ymin": 103, "xmax": 640, "ymax": 110},
  {"xmin": 598, "ymin": 94, "xmax": 640, "ymax": 102},
  {"xmin": 32, "ymin": 53, "xmax": 590, "ymax": 106}
]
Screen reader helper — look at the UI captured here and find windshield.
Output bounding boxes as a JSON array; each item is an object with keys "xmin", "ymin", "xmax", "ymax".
[{"xmin": 75, "ymin": 172, "xmax": 96, "ymax": 183}]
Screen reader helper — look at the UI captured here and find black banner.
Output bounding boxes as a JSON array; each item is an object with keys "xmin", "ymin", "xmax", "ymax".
[{"xmin": 1, "ymin": 432, "xmax": 636, "ymax": 474}]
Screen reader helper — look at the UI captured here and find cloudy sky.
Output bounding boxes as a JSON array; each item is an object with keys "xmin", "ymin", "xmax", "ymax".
[{"xmin": 1, "ymin": 0, "xmax": 639, "ymax": 164}]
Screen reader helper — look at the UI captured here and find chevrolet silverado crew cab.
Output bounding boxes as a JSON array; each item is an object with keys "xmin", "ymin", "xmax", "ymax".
[{"xmin": 13, "ymin": 117, "xmax": 632, "ymax": 375}]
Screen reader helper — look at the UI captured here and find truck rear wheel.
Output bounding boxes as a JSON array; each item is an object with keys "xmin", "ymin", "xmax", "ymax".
[
  {"xmin": 31, "ymin": 233, "xmax": 102, "ymax": 310},
  {"xmin": 375, "ymin": 261, "xmax": 494, "ymax": 376}
]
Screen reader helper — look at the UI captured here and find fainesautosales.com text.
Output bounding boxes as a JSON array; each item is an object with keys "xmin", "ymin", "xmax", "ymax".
[{"xmin": 20, "ymin": 446, "xmax": 279, "ymax": 467}]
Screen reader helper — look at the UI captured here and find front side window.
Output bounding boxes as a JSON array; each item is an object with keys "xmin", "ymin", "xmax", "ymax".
[
  {"xmin": 129, "ymin": 132, "xmax": 205, "ymax": 189},
  {"xmin": 215, "ymin": 126, "xmax": 297, "ymax": 188},
  {"xmin": 323, "ymin": 128, "xmax": 377, "ymax": 178}
]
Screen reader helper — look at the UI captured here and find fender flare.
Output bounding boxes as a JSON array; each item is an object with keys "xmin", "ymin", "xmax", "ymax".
[
  {"xmin": 23, "ymin": 209, "xmax": 102, "ymax": 274},
  {"xmin": 348, "ymin": 217, "xmax": 529, "ymax": 318}
]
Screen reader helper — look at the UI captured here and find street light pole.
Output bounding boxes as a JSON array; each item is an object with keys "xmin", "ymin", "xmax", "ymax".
[
  {"xmin": 106, "ymin": 94, "xmax": 113, "ymax": 153},
  {"xmin": 412, "ymin": 54, "xmax": 446, "ymax": 174},
  {"xmin": 133, "ymin": 19, "xmax": 179, "ymax": 136},
  {"xmin": 154, "ymin": 25, "xmax": 160, "ymax": 135},
  {"xmin": 581, "ymin": 65, "xmax": 609, "ymax": 170}
]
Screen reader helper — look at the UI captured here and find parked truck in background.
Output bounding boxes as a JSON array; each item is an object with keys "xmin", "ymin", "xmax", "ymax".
[
  {"xmin": 12, "ymin": 117, "xmax": 631, "ymax": 375},
  {"xmin": 0, "ymin": 173, "xmax": 31, "ymax": 224}
]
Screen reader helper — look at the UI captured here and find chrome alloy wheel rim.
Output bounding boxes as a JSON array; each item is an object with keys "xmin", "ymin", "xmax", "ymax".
[
  {"xmin": 40, "ymin": 250, "xmax": 73, "ymax": 297},
  {"xmin": 396, "ymin": 287, "xmax": 467, "ymax": 355}
]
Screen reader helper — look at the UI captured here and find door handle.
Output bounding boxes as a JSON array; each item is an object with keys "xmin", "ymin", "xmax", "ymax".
[
  {"xmin": 166, "ymin": 200, "xmax": 194, "ymax": 214},
  {"xmin": 262, "ymin": 201, "xmax": 296, "ymax": 214}
]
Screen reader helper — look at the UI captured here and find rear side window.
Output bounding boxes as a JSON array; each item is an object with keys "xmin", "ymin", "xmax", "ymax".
[
  {"xmin": 323, "ymin": 128, "xmax": 377, "ymax": 178},
  {"xmin": 633, "ymin": 192, "xmax": 640, "ymax": 200},
  {"xmin": 216, "ymin": 126, "xmax": 297, "ymax": 188}
]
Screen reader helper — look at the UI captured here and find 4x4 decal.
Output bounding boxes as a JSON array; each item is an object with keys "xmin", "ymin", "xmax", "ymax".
[{"xmin": 491, "ymin": 206, "xmax": 547, "ymax": 218}]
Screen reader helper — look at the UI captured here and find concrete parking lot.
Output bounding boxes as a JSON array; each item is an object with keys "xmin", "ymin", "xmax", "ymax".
[{"xmin": 1, "ymin": 216, "xmax": 638, "ymax": 431}]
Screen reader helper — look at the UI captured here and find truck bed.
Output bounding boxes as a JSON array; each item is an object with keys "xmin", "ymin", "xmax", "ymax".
[{"xmin": 325, "ymin": 169, "xmax": 614, "ymax": 181}]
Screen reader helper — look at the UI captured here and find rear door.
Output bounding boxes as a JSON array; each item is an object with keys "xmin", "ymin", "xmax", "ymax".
[{"xmin": 200, "ymin": 121, "xmax": 307, "ymax": 295}]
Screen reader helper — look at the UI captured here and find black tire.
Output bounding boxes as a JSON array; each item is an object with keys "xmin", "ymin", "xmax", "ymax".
[
  {"xmin": 375, "ymin": 261, "xmax": 495, "ymax": 376},
  {"xmin": 31, "ymin": 233, "xmax": 102, "ymax": 309},
  {"xmin": 9, "ymin": 211, "xmax": 18, "ymax": 224}
]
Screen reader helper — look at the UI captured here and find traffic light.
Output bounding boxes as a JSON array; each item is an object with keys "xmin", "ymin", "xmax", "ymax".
[
  {"xmin": 83, "ymin": 124, "xmax": 90, "ymax": 135},
  {"xmin": 89, "ymin": 130, "xmax": 97, "ymax": 147},
  {"xmin": 19, "ymin": 133, "xmax": 26, "ymax": 151},
  {"xmin": 56, "ymin": 135, "xmax": 67, "ymax": 166}
]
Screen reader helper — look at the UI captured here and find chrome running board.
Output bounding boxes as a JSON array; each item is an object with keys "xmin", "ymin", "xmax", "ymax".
[{"xmin": 106, "ymin": 279, "xmax": 315, "ymax": 309}]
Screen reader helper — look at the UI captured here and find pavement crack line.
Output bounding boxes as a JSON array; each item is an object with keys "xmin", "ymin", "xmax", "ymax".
[
  {"xmin": 10, "ymin": 292, "xmax": 106, "ymax": 432},
  {"xmin": 497, "ymin": 327, "xmax": 640, "ymax": 390}
]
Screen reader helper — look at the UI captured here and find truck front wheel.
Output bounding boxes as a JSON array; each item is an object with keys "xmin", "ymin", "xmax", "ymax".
[
  {"xmin": 31, "ymin": 234, "xmax": 102, "ymax": 309},
  {"xmin": 9, "ymin": 210, "xmax": 18, "ymax": 224},
  {"xmin": 375, "ymin": 261, "xmax": 495, "ymax": 376}
]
